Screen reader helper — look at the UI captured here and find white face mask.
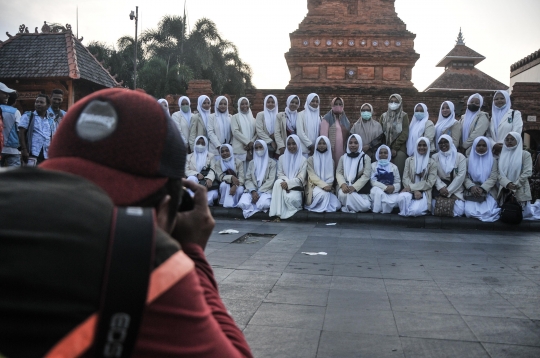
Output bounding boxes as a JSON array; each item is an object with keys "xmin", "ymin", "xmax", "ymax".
[
  {"xmin": 255, "ymin": 149, "xmax": 265, "ymax": 157},
  {"xmin": 389, "ymin": 103, "xmax": 400, "ymax": 111},
  {"xmin": 195, "ymin": 144, "xmax": 206, "ymax": 153}
]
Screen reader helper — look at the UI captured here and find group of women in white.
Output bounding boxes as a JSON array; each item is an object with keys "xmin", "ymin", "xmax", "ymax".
[{"xmin": 156, "ymin": 89, "xmax": 540, "ymax": 222}]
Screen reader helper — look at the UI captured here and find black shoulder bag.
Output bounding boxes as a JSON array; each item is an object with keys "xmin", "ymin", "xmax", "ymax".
[
  {"xmin": 500, "ymin": 193, "xmax": 523, "ymax": 225},
  {"xmin": 356, "ymin": 154, "xmax": 372, "ymax": 195}
]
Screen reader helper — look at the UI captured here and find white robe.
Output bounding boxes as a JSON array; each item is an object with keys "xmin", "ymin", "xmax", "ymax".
[
  {"xmin": 464, "ymin": 194, "xmax": 501, "ymax": 222},
  {"xmin": 269, "ymin": 155, "xmax": 307, "ymax": 219},
  {"xmin": 370, "ymin": 161, "xmax": 401, "ymax": 214},
  {"xmin": 238, "ymin": 192, "xmax": 272, "ymax": 219},
  {"xmin": 398, "ymin": 192, "xmax": 428, "ymax": 217},
  {"xmin": 305, "ymin": 186, "xmax": 341, "ymax": 213}
]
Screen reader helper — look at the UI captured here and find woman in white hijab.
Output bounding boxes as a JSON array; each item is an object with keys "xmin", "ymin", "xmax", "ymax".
[
  {"xmin": 397, "ymin": 137, "xmax": 438, "ymax": 217},
  {"xmin": 296, "ymin": 93, "xmax": 322, "ymax": 157},
  {"xmin": 185, "ymin": 136, "xmax": 219, "ymax": 206},
  {"xmin": 231, "ymin": 97, "xmax": 257, "ymax": 174},
  {"xmin": 255, "ymin": 95, "xmax": 279, "ymax": 158},
  {"xmin": 305, "ymin": 136, "xmax": 341, "ymax": 213},
  {"xmin": 336, "ymin": 134, "xmax": 372, "ymax": 213},
  {"xmin": 434, "ymin": 101, "xmax": 461, "ymax": 151},
  {"xmin": 207, "ymin": 96, "xmax": 232, "ymax": 159},
  {"xmin": 188, "ymin": 95, "xmax": 212, "ymax": 150},
  {"xmin": 431, "ymin": 134, "xmax": 467, "ymax": 217},
  {"xmin": 459, "ymin": 93, "xmax": 489, "ymax": 157},
  {"xmin": 463, "ymin": 136, "xmax": 501, "ymax": 222},
  {"xmin": 171, "ymin": 96, "xmax": 192, "ymax": 151},
  {"xmin": 370, "ymin": 145, "xmax": 401, "ymax": 214},
  {"xmin": 212, "ymin": 144, "xmax": 244, "ymax": 208},
  {"xmin": 487, "ymin": 90, "xmax": 523, "ymax": 156},
  {"xmin": 407, "ymin": 103, "xmax": 435, "ymax": 155},
  {"xmin": 275, "ymin": 95, "xmax": 301, "ymax": 156},
  {"xmin": 157, "ymin": 98, "xmax": 169, "ymax": 110},
  {"xmin": 269, "ymin": 135, "xmax": 308, "ymax": 219},
  {"xmin": 237, "ymin": 140, "xmax": 277, "ymax": 219}
]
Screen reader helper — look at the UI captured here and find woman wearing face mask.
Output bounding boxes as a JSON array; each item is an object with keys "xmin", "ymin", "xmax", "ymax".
[
  {"xmin": 487, "ymin": 90, "xmax": 523, "ymax": 156},
  {"xmin": 463, "ymin": 137, "xmax": 501, "ymax": 222},
  {"xmin": 207, "ymin": 96, "xmax": 232, "ymax": 159},
  {"xmin": 213, "ymin": 144, "xmax": 244, "ymax": 208},
  {"xmin": 171, "ymin": 96, "xmax": 192, "ymax": 151},
  {"xmin": 275, "ymin": 95, "xmax": 301, "ymax": 156},
  {"xmin": 459, "ymin": 93, "xmax": 489, "ymax": 157},
  {"xmin": 336, "ymin": 134, "xmax": 372, "ymax": 213},
  {"xmin": 397, "ymin": 137, "xmax": 438, "ymax": 217},
  {"xmin": 320, "ymin": 97, "xmax": 351, "ymax": 166},
  {"xmin": 434, "ymin": 101, "xmax": 461, "ymax": 151},
  {"xmin": 431, "ymin": 135, "xmax": 467, "ymax": 217},
  {"xmin": 407, "ymin": 103, "xmax": 435, "ymax": 156},
  {"xmin": 269, "ymin": 135, "xmax": 308, "ymax": 219},
  {"xmin": 185, "ymin": 136, "xmax": 219, "ymax": 206},
  {"xmin": 370, "ymin": 145, "xmax": 401, "ymax": 214},
  {"xmin": 350, "ymin": 103, "xmax": 383, "ymax": 162},
  {"xmin": 305, "ymin": 136, "xmax": 341, "ymax": 213},
  {"xmin": 380, "ymin": 94, "xmax": 409, "ymax": 179},
  {"xmin": 231, "ymin": 97, "xmax": 257, "ymax": 173},
  {"xmin": 237, "ymin": 140, "xmax": 277, "ymax": 219},
  {"xmin": 297, "ymin": 93, "xmax": 322, "ymax": 157},
  {"xmin": 256, "ymin": 95, "xmax": 279, "ymax": 158},
  {"xmin": 188, "ymin": 95, "xmax": 212, "ymax": 150}
]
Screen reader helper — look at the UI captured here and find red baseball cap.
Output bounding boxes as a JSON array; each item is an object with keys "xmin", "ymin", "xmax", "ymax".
[{"xmin": 41, "ymin": 88, "xmax": 186, "ymax": 206}]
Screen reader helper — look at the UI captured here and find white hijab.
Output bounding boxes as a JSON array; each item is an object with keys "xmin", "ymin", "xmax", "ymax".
[
  {"xmin": 253, "ymin": 139, "xmax": 269, "ymax": 187},
  {"xmin": 214, "ymin": 95, "xmax": 231, "ymax": 144},
  {"xmin": 263, "ymin": 95, "xmax": 278, "ymax": 135},
  {"xmin": 237, "ymin": 97, "xmax": 255, "ymax": 139},
  {"xmin": 414, "ymin": 137, "xmax": 430, "ymax": 182},
  {"xmin": 219, "ymin": 143, "xmax": 236, "ymax": 172},
  {"xmin": 283, "ymin": 135, "xmax": 305, "ymax": 179},
  {"xmin": 407, "ymin": 103, "xmax": 429, "ymax": 156},
  {"xmin": 177, "ymin": 96, "xmax": 192, "ymax": 126},
  {"xmin": 462, "ymin": 93, "xmax": 484, "ymax": 143},
  {"xmin": 304, "ymin": 93, "xmax": 321, "ymax": 144},
  {"xmin": 197, "ymin": 95, "xmax": 211, "ymax": 127},
  {"xmin": 491, "ymin": 90, "xmax": 512, "ymax": 140},
  {"xmin": 313, "ymin": 136, "xmax": 334, "ymax": 184},
  {"xmin": 499, "ymin": 132, "xmax": 523, "ymax": 183},
  {"xmin": 344, "ymin": 134, "xmax": 364, "ymax": 184},
  {"xmin": 468, "ymin": 136, "xmax": 493, "ymax": 183},
  {"xmin": 158, "ymin": 98, "xmax": 168, "ymax": 108},
  {"xmin": 194, "ymin": 135, "xmax": 209, "ymax": 173},
  {"xmin": 435, "ymin": 101, "xmax": 457, "ymax": 150},
  {"xmin": 285, "ymin": 95, "xmax": 300, "ymax": 132},
  {"xmin": 376, "ymin": 144, "xmax": 392, "ymax": 171},
  {"xmin": 436, "ymin": 134, "xmax": 457, "ymax": 176}
]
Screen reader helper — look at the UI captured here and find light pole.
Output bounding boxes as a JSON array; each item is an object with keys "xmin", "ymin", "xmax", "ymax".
[{"xmin": 129, "ymin": 6, "xmax": 138, "ymax": 89}]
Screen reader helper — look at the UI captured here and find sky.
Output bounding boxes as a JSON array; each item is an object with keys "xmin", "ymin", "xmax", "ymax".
[{"xmin": 2, "ymin": 0, "xmax": 539, "ymax": 92}]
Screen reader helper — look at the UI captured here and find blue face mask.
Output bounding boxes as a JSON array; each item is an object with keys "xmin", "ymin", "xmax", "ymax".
[
  {"xmin": 414, "ymin": 112, "xmax": 425, "ymax": 120},
  {"xmin": 361, "ymin": 111, "xmax": 372, "ymax": 121},
  {"xmin": 378, "ymin": 159, "xmax": 389, "ymax": 166}
]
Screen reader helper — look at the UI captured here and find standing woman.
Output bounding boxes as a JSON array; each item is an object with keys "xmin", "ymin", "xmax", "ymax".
[
  {"xmin": 275, "ymin": 95, "xmax": 300, "ymax": 156},
  {"xmin": 459, "ymin": 93, "xmax": 489, "ymax": 156},
  {"xmin": 370, "ymin": 145, "xmax": 401, "ymax": 214},
  {"xmin": 171, "ymin": 96, "xmax": 192, "ymax": 151},
  {"xmin": 188, "ymin": 95, "xmax": 212, "ymax": 150},
  {"xmin": 336, "ymin": 134, "xmax": 372, "ymax": 213},
  {"xmin": 213, "ymin": 144, "xmax": 244, "ymax": 208},
  {"xmin": 431, "ymin": 135, "xmax": 467, "ymax": 217},
  {"xmin": 463, "ymin": 136, "xmax": 500, "ymax": 222},
  {"xmin": 297, "ymin": 93, "xmax": 321, "ymax": 157},
  {"xmin": 256, "ymin": 95, "xmax": 279, "ymax": 158},
  {"xmin": 231, "ymin": 97, "xmax": 257, "ymax": 173},
  {"xmin": 320, "ymin": 97, "xmax": 351, "ymax": 166},
  {"xmin": 434, "ymin": 101, "xmax": 461, "ymax": 151},
  {"xmin": 488, "ymin": 90, "xmax": 523, "ymax": 156},
  {"xmin": 185, "ymin": 136, "xmax": 219, "ymax": 206},
  {"xmin": 305, "ymin": 136, "xmax": 341, "ymax": 213},
  {"xmin": 157, "ymin": 98, "xmax": 169, "ymax": 111},
  {"xmin": 237, "ymin": 140, "xmax": 277, "ymax": 219},
  {"xmin": 350, "ymin": 103, "xmax": 383, "ymax": 162},
  {"xmin": 397, "ymin": 138, "xmax": 438, "ymax": 217},
  {"xmin": 270, "ymin": 135, "xmax": 308, "ymax": 219},
  {"xmin": 207, "ymin": 96, "xmax": 232, "ymax": 159},
  {"xmin": 380, "ymin": 94, "xmax": 409, "ymax": 178},
  {"xmin": 407, "ymin": 103, "xmax": 435, "ymax": 156}
]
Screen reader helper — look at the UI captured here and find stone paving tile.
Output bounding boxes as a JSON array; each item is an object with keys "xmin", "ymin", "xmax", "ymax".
[
  {"xmin": 317, "ymin": 331, "xmax": 404, "ymax": 358},
  {"xmin": 264, "ymin": 286, "xmax": 329, "ymax": 306},
  {"xmin": 236, "ymin": 259, "xmax": 290, "ymax": 272},
  {"xmin": 221, "ymin": 298, "xmax": 263, "ymax": 326},
  {"xmin": 400, "ymin": 337, "xmax": 489, "ymax": 358},
  {"xmin": 323, "ymin": 307, "xmax": 398, "ymax": 336},
  {"xmin": 218, "ymin": 283, "xmax": 271, "ymax": 301},
  {"xmin": 482, "ymin": 342, "xmax": 540, "ymax": 358},
  {"xmin": 394, "ymin": 312, "xmax": 477, "ymax": 341},
  {"xmin": 462, "ymin": 315, "xmax": 540, "ymax": 346},
  {"xmin": 327, "ymin": 289, "xmax": 391, "ymax": 311},
  {"xmin": 212, "ymin": 267, "xmax": 235, "ymax": 283},
  {"xmin": 249, "ymin": 302, "xmax": 326, "ymax": 330},
  {"xmin": 221, "ymin": 270, "xmax": 281, "ymax": 288},
  {"xmin": 388, "ymin": 292, "xmax": 458, "ymax": 315},
  {"xmin": 285, "ymin": 262, "xmax": 334, "ymax": 276},
  {"xmin": 243, "ymin": 326, "xmax": 321, "ymax": 358},
  {"xmin": 330, "ymin": 276, "xmax": 387, "ymax": 292},
  {"xmin": 445, "ymin": 291, "xmax": 528, "ymax": 319},
  {"xmin": 276, "ymin": 273, "xmax": 333, "ymax": 289},
  {"xmin": 332, "ymin": 263, "xmax": 384, "ymax": 278}
]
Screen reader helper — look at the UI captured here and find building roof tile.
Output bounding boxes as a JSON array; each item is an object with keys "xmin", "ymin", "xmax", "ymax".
[{"xmin": 425, "ymin": 67, "xmax": 508, "ymax": 92}]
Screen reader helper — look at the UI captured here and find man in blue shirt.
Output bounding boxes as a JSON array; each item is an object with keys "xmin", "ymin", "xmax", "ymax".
[
  {"xmin": 0, "ymin": 82, "xmax": 22, "ymax": 167},
  {"xmin": 47, "ymin": 88, "xmax": 66, "ymax": 122}
]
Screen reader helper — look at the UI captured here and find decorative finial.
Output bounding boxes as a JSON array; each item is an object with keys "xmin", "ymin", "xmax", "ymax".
[
  {"xmin": 41, "ymin": 21, "xmax": 50, "ymax": 33},
  {"xmin": 6, "ymin": 32, "xmax": 13, "ymax": 38},
  {"xmin": 19, "ymin": 24, "xmax": 26, "ymax": 33},
  {"xmin": 35, "ymin": 27, "xmax": 39, "ymax": 33},
  {"xmin": 66, "ymin": 24, "xmax": 72, "ymax": 32},
  {"xmin": 456, "ymin": 27, "xmax": 465, "ymax": 45}
]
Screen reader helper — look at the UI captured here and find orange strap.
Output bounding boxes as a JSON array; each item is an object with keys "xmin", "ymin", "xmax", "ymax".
[{"xmin": 45, "ymin": 250, "xmax": 194, "ymax": 358}]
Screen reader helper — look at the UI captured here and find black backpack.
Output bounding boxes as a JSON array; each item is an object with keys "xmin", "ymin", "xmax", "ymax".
[{"xmin": 500, "ymin": 194, "xmax": 523, "ymax": 225}]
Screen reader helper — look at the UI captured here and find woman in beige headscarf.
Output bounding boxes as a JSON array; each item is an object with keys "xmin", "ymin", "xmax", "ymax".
[
  {"xmin": 351, "ymin": 103, "xmax": 383, "ymax": 162},
  {"xmin": 380, "ymin": 94, "xmax": 409, "ymax": 178}
]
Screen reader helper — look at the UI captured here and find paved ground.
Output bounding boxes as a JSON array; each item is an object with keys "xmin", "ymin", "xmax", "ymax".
[{"xmin": 206, "ymin": 219, "xmax": 540, "ymax": 358}]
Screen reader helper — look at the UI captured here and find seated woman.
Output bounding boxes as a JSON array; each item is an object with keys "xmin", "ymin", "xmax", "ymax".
[
  {"xmin": 336, "ymin": 134, "xmax": 372, "ymax": 213},
  {"xmin": 398, "ymin": 137, "xmax": 438, "ymax": 217},
  {"xmin": 370, "ymin": 145, "xmax": 401, "ymax": 214},
  {"xmin": 407, "ymin": 103, "xmax": 435, "ymax": 156},
  {"xmin": 431, "ymin": 135, "xmax": 467, "ymax": 217},
  {"xmin": 185, "ymin": 136, "xmax": 219, "ymax": 206},
  {"xmin": 237, "ymin": 140, "xmax": 277, "ymax": 219},
  {"xmin": 305, "ymin": 136, "xmax": 341, "ymax": 213},
  {"xmin": 463, "ymin": 136, "xmax": 501, "ymax": 222},
  {"xmin": 350, "ymin": 103, "xmax": 384, "ymax": 162},
  {"xmin": 213, "ymin": 144, "xmax": 244, "ymax": 208},
  {"xmin": 269, "ymin": 135, "xmax": 308, "ymax": 219}
]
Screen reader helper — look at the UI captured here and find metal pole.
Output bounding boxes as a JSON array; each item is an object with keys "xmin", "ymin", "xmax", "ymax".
[{"xmin": 134, "ymin": 6, "xmax": 138, "ymax": 89}]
